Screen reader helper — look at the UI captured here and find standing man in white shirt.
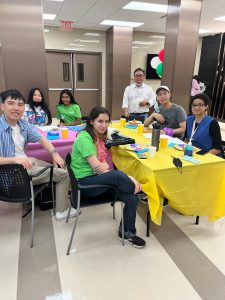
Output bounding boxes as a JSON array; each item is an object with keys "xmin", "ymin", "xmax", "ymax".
[{"xmin": 122, "ymin": 68, "xmax": 156, "ymax": 123}]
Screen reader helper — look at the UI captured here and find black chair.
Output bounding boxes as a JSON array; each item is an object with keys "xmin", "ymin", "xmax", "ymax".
[
  {"xmin": 0, "ymin": 164, "xmax": 54, "ymax": 248},
  {"xmin": 65, "ymin": 153, "xmax": 124, "ymax": 255}
]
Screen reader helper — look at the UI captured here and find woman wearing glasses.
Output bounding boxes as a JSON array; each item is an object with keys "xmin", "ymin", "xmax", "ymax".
[{"xmin": 186, "ymin": 93, "xmax": 223, "ymax": 156}]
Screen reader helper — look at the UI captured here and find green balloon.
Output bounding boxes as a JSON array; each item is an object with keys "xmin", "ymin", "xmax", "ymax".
[{"xmin": 156, "ymin": 63, "xmax": 163, "ymax": 76}]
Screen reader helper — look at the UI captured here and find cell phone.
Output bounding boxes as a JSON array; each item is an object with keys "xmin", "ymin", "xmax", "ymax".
[
  {"xmin": 137, "ymin": 152, "xmax": 147, "ymax": 159},
  {"xmin": 196, "ymin": 149, "xmax": 208, "ymax": 155}
]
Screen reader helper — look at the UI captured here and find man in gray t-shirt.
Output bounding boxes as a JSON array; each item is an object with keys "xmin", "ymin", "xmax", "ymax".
[{"xmin": 144, "ymin": 85, "xmax": 187, "ymax": 139}]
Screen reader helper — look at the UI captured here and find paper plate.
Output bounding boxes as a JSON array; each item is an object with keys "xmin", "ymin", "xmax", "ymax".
[{"xmin": 128, "ymin": 120, "xmax": 142, "ymax": 125}]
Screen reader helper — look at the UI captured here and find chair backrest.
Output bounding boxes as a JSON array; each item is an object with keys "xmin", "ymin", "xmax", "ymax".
[
  {"xmin": 0, "ymin": 164, "xmax": 31, "ymax": 202},
  {"xmin": 65, "ymin": 153, "xmax": 80, "ymax": 208}
]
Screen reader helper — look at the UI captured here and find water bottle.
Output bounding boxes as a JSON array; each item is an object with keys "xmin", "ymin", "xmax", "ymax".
[
  {"xmin": 184, "ymin": 142, "xmax": 193, "ymax": 156},
  {"xmin": 151, "ymin": 122, "xmax": 160, "ymax": 151}
]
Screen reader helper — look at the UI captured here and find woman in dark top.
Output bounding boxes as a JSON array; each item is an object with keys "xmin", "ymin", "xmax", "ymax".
[{"xmin": 186, "ymin": 93, "xmax": 223, "ymax": 156}]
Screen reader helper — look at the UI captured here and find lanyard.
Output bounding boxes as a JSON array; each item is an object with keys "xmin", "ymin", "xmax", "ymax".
[
  {"xmin": 190, "ymin": 116, "xmax": 205, "ymax": 143},
  {"xmin": 189, "ymin": 120, "xmax": 198, "ymax": 143}
]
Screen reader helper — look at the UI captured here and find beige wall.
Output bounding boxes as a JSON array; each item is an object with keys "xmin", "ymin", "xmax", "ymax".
[{"xmin": 44, "ymin": 26, "xmax": 203, "ymax": 107}]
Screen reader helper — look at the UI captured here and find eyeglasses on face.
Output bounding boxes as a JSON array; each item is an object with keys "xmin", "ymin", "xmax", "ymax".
[
  {"xmin": 191, "ymin": 104, "xmax": 205, "ymax": 108},
  {"xmin": 134, "ymin": 74, "xmax": 144, "ymax": 77}
]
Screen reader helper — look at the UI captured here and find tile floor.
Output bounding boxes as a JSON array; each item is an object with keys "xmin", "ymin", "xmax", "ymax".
[{"xmin": 1, "ymin": 201, "xmax": 225, "ymax": 300}]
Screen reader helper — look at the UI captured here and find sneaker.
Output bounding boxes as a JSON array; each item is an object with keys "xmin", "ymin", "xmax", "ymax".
[
  {"xmin": 55, "ymin": 207, "xmax": 79, "ymax": 221},
  {"xmin": 119, "ymin": 233, "xmax": 146, "ymax": 249}
]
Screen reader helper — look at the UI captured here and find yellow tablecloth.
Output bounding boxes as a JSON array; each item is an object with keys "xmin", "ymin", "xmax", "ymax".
[{"xmin": 110, "ymin": 123, "xmax": 225, "ymax": 225}]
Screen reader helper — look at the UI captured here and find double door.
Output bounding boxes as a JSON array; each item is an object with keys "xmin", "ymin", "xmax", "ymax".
[{"xmin": 46, "ymin": 51, "xmax": 101, "ymax": 117}]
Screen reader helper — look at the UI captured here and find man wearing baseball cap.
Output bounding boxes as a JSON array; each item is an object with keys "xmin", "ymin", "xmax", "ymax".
[{"xmin": 144, "ymin": 85, "xmax": 187, "ymax": 139}]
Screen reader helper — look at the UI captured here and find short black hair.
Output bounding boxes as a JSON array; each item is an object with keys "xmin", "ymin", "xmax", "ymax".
[
  {"xmin": 191, "ymin": 93, "xmax": 210, "ymax": 106},
  {"xmin": 0, "ymin": 89, "xmax": 25, "ymax": 103},
  {"xmin": 133, "ymin": 68, "xmax": 145, "ymax": 75}
]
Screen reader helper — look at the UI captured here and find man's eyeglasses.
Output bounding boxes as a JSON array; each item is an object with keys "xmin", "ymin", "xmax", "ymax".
[
  {"xmin": 191, "ymin": 104, "xmax": 205, "ymax": 108},
  {"xmin": 134, "ymin": 74, "xmax": 144, "ymax": 77}
]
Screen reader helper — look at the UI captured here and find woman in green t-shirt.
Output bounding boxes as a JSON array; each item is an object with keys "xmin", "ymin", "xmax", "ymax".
[
  {"xmin": 57, "ymin": 89, "xmax": 82, "ymax": 126},
  {"xmin": 71, "ymin": 106, "xmax": 146, "ymax": 249}
]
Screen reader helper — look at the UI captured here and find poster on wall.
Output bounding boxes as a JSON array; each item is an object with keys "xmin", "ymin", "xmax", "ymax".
[{"xmin": 146, "ymin": 54, "xmax": 161, "ymax": 79}]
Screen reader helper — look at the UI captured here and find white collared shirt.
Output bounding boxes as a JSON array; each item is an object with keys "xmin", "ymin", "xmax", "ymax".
[{"xmin": 122, "ymin": 83, "xmax": 156, "ymax": 113}]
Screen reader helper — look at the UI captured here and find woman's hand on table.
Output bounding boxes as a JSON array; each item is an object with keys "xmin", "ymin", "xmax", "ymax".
[
  {"xmin": 57, "ymin": 122, "xmax": 66, "ymax": 127},
  {"xmin": 128, "ymin": 176, "xmax": 142, "ymax": 194}
]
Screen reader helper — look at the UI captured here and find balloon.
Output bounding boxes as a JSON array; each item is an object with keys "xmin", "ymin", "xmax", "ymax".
[
  {"xmin": 158, "ymin": 49, "xmax": 164, "ymax": 62},
  {"xmin": 156, "ymin": 63, "xmax": 163, "ymax": 76},
  {"xmin": 150, "ymin": 56, "xmax": 161, "ymax": 69}
]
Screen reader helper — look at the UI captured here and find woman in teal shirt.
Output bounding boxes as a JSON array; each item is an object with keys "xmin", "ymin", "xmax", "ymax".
[
  {"xmin": 57, "ymin": 89, "xmax": 82, "ymax": 126},
  {"xmin": 71, "ymin": 106, "xmax": 146, "ymax": 249}
]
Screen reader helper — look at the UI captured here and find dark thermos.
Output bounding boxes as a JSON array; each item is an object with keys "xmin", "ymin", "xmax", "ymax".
[{"xmin": 151, "ymin": 123, "xmax": 160, "ymax": 151}]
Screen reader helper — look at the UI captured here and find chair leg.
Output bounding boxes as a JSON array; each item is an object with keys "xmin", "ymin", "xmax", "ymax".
[
  {"xmin": 67, "ymin": 212, "xmax": 80, "ymax": 255},
  {"xmin": 52, "ymin": 182, "xmax": 56, "ymax": 216},
  {"xmin": 22, "ymin": 207, "xmax": 32, "ymax": 218},
  {"xmin": 30, "ymin": 183, "xmax": 35, "ymax": 248},
  {"xmin": 66, "ymin": 204, "xmax": 71, "ymax": 223},
  {"xmin": 146, "ymin": 211, "xmax": 150, "ymax": 237},
  {"xmin": 113, "ymin": 203, "xmax": 115, "ymax": 219},
  {"xmin": 195, "ymin": 216, "xmax": 199, "ymax": 225},
  {"xmin": 121, "ymin": 202, "xmax": 124, "ymax": 246}
]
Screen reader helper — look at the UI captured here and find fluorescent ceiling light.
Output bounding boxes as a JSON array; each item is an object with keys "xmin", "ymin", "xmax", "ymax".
[
  {"xmin": 199, "ymin": 29, "xmax": 210, "ymax": 34},
  {"xmin": 101, "ymin": 20, "xmax": 143, "ymax": 28},
  {"xmin": 75, "ymin": 39, "xmax": 99, "ymax": 43},
  {"xmin": 43, "ymin": 14, "xmax": 56, "ymax": 20},
  {"xmin": 44, "ymin": 29, "xmax": 50, "ymax": 33},
  {"xmin": 84, "ymin": 33, "xmax": 100, "ymax": 36},
  {"xmin": 69, "ymin": 43, "xmax": 84, "ymax": 46},
  {"xmin": 214, "ymin": 16, "xmax": 225, "ymax": 21},
  {"xmin": 150, "ymin": 35, "xmax": 165, "ymax": 39},
  {"xmin": 133, "ymin": 41, "xmax": 155, "ymax": 45},
  {"xmin": 64, "ymin": 48, "xmax": 84, "ymax": 51},
  {"xmin": 47, "ymin": 0, "xmax": 64, "ymax": 2},
  {"xmin": 123, "ymin": 1, "xmax": 167, "ymax": 13}
]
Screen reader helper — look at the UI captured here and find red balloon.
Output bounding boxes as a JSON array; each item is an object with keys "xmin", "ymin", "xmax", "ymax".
[{"xmin": 158, "ymin": 49, "xmax": 164, "ymax": 62}]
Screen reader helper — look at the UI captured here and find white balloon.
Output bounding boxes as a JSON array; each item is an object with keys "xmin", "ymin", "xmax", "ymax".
[{"xmin": 150, "ymin": 56, "xmax": 161, "ymax": 69}]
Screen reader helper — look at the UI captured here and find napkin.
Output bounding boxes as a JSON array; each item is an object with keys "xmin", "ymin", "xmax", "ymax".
[{"xmin": 125, "ymin": 124, "xmax": 138, "ymax": 129}]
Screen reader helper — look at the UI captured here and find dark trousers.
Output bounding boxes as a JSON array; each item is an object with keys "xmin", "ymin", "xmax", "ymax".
[{"xmin": 78, "ymin": 170, "xmax": 139, "ymax": 237}]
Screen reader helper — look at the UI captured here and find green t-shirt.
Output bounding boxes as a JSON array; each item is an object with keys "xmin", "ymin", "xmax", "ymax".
[
  {"xmin": 71, "ymin": 131, "xmax": 96, "ymax": 178},
  {"xmin": 56, "ymin": 104, "xmax": 82, "ymax": 123}
]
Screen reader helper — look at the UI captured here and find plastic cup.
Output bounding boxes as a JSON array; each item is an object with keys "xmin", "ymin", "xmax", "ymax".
[
  {"xmin": 138, "ymin": 123, "xmax": 144, "ymax": 133},
  {"xmin": 160, "ymin": 137, "xmax": 168, "ymax": 148},
  {"xmin": 61, "ymin": 127, "xmax": 69, "ymax": 138},
  {"xmin": 149, "ymin": 146, "xmax": 157, "ymax": 157},
  {"xmin": 120, "ymin": 118, "xmax": 126, "ymax": 127}
]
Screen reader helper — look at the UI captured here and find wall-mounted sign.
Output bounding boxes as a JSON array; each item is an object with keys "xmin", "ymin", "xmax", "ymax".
[{"xmin": 60, "ymin": 21, "xmax": 74, "ymax": 31}]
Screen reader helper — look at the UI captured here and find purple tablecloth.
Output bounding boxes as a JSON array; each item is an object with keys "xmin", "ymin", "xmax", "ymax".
[
  {"xmin": 26, "ymin": 130, "xmax": 114, "ymax": 170},
  {"xmin": 26, "ymin": 130, "xmax": 78, "ymax": 162}
]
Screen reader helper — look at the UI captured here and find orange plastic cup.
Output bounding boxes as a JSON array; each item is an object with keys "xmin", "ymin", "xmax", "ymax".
[
  {"xmin": 61, "ymin": 127, "xmax": 69, "ymax": 139},
  {"xmin": 160, "ymin": 137, "xmax": 168, "ymax": 148}
]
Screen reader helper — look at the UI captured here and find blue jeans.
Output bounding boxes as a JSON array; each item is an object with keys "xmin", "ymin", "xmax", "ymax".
[{"xmin": 78, "ymin": 170, "xmax": 139, "ymax": 237}]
